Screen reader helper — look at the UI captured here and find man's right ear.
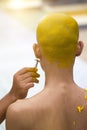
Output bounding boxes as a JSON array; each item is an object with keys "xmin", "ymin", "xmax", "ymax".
[
  {"xmin": 76, "ymin": 41, "xmax": 84, "ymax": 56},
  {"xmin": 33, "ymin": 43, "xmax": 41, "ymax": 58}
]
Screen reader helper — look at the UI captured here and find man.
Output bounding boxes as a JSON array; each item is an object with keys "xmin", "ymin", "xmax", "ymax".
[
  {"xmin": 0, "ymin": 67, "xmax": 39, "ymax": 124},
  {"xmin": 6, "ymin": 13, "xmax": 87, "ymax": 130}
]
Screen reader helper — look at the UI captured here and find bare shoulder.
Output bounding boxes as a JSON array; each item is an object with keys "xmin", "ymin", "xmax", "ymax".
[
  {"xmin": 6, "ymin": 90, "xmax": 50, "ymax": 130},
  {"xmin": 6, "ymin": 99, "xmax": 33, "ymax": 130}
]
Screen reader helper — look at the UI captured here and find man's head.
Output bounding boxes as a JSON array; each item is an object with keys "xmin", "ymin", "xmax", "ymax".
[{"xmin": 34, "ymin": 13, "xmax": 83, "ymax": 68}]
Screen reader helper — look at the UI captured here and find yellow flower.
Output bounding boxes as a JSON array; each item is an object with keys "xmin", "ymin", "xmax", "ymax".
[
  {"xmin": 84, "ymin": 95, "xmax": 87, "ymax": 100},
  {"xmin": 77, "ymin": 105, "xmax": 84, "ymax": 112}
]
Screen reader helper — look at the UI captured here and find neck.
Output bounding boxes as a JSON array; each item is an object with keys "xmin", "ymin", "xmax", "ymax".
[{"xmin": 42, "ymin": 61, "xmax": 74, "ymax": 89}]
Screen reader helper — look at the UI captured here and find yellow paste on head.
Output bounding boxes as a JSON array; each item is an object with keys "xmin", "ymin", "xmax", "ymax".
[{"xmin": 36, "ymin": 13, "xmax": 79, "ymax": 67}]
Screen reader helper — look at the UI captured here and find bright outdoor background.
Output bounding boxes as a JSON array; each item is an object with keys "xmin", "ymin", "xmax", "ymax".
[{"xmin": 0, "ymin": 0, "xmax": 87, "ymax": 129}]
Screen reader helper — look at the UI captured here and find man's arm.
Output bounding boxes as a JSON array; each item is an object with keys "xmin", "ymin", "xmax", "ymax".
[
  {"xmin": 0, "ymin": 92, "xmax": 18, "ymax": 124},
  {"xmin": 0, "ymin": 67, "xmax": 40, "ymax": 123}
]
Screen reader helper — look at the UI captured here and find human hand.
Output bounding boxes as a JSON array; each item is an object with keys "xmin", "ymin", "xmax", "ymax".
[{"xmin": 9, "ymin": 68, "xmax": 40, "ymax": 99}]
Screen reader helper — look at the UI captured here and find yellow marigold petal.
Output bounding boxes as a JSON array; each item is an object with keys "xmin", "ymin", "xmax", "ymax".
[
  {"xmin": 77, "ymin": 105, "xmax": 84, "ymax": 112},
  {"xmin": 84, "ymin": 95, "xmax": 87, "ymax": 100}
]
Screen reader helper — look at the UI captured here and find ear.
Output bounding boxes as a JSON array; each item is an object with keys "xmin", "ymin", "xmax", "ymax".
[
  {"xmin": 76, "ymin": 41, "xmax": 84, "ymax": 56},
  {"xmin": 33, "ymin": 43, "xmax": 41, "ymax": 58}
]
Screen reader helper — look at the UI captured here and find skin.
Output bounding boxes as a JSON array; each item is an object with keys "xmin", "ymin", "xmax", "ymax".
[
  {"xmin": 6, "ymin": 13, "xmax": 87, "ymax": 130},
  {"xmin": 0, "ymin": 67, "xmax": 39, "ymax": 124}
]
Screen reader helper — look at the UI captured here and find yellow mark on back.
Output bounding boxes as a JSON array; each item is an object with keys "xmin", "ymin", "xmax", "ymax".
[
  {"xmin": 77, "ymin": 105, "xmax": 84, "ymax": 112},
  {"xmin": 84, "ymin": 95, "xmax": 87, "ymax": 100}
]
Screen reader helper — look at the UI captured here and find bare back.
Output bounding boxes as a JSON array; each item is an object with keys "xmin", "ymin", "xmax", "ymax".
[
  {"xmin": 9, "ymin": 84, "xmax": 87, "ymax": 130},
  {"xmin": 32, "ymin": 86, "xmax": 87, "ymax": 130}
]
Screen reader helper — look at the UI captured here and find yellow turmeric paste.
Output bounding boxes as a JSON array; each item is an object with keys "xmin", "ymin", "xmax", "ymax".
[{"xmin": 36, "ymin": 13, "xmax": 79, "ymax": 67}]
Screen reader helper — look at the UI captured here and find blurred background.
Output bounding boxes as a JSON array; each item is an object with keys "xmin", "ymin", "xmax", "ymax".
[{"xmin": 0, "ymin": 0, "xmax": 87, "ymax": 129}]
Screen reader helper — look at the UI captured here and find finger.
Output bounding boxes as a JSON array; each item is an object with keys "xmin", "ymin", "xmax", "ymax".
[
  {"xmin": 31, "ymin": 72, "xmax": 40, "ymax": 78},
  {"xmin": 18, "ymin": 72, "xmax": 40, "ymax": 80},
  {"xmin": 24, "ymin": 83, "xmax": 34, "ymax": 90},
  {"xmin": 30, "ymin": 77, "xmax": 39, "ymax": 83},
  {"xmin": 16, "ymin": 67, "xmax": 38, "ymax": 75},
  {"xmin": 32, "ymin": 78, "xmax": 39, "ymax": 83},
  {"xmin": 23, "ymin": 77, "xmax": 39, "ymax": 84}
]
